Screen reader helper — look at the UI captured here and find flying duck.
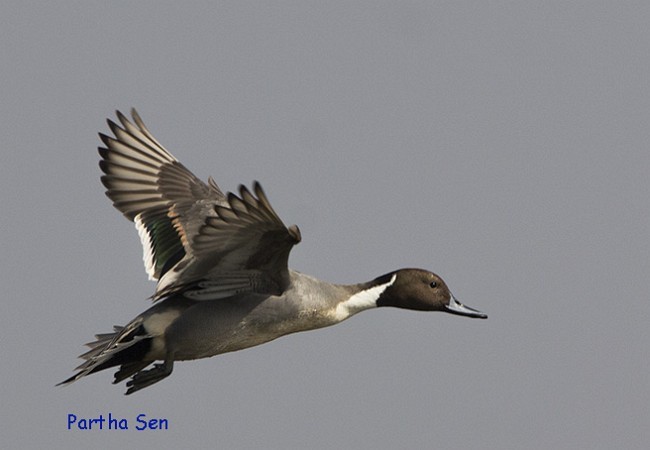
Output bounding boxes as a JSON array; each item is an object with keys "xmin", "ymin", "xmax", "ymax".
[{"xmin": 59, "ymin": 109, "xmax": 487, "ymax": 395}]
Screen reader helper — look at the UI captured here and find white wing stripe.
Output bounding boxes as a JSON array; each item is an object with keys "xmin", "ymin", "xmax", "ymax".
[{"xmin": 135, "ymin": 213, "xmax": 157, "ymax": 280}]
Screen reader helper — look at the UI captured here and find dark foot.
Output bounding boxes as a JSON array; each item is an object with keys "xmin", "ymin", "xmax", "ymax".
[{"xmin": 125, "ymin": 359, "xmax": 173, "ymax": 395}]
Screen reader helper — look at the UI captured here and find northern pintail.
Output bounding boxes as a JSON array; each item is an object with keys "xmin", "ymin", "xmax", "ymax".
[{"xmin": 59, "ymin": 109, "xmax": 487, "ymax": 395}]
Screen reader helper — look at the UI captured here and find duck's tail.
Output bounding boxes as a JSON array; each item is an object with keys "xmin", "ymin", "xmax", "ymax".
[{"xmin": 57, "ymin": 318, "xmax": 155, "ymax": 390}]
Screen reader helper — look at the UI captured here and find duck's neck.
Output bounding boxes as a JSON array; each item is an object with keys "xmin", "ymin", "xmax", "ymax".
[{"xmin": 333, "ymin": 273, "xmax": 397, "ymax": 321}]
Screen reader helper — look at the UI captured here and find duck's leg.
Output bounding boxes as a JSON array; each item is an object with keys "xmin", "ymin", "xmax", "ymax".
[
  {"xmin": 124, "ymin": 355, "xmax": 174, "ymax": 395},
  {"xmin": 113, "ymin": 361, "xmax": 152, "ymax": 384}
]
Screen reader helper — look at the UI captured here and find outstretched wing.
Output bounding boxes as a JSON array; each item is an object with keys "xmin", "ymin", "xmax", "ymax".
[
  {"xmin": 185, "ymin": 182, "xmax": 302, "ymax": 300},
  {"xmin": 98, "ymin": 109, "xmax": 300, "ymax": 300}
]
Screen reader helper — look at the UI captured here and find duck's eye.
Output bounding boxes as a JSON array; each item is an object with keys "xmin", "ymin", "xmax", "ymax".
[{"xmin": 429, "ymin": 281, "xmax": 437, "ymax": 288}]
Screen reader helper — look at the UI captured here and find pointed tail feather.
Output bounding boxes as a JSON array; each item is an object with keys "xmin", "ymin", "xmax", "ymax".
[{"xmin": 57, "ymin": 319, "xmax": 153, "ymax": 387}]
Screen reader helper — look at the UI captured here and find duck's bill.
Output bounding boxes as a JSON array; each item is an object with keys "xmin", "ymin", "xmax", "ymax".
[{"xmin": 445, "ymin": 294, "xmax": 487, "ymax": 319}]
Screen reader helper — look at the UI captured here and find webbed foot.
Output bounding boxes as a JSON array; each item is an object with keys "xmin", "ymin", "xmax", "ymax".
[{"xmin": 125, "ymin": 358, "xmax": 173, "ymax": 395}]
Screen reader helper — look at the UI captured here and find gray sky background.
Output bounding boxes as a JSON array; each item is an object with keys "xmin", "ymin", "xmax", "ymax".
[{"xmin": 2, "ymin": 2, "xmax": 648, "ymax": 449}]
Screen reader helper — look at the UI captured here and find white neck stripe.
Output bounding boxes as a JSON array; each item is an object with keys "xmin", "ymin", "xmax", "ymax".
[{"xmin": 334, "ymin": 273, "xmax": 397, "ymax": 321}]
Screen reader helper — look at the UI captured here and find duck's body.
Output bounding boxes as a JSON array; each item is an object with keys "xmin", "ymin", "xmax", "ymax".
[
  {"xmin": 140, "ymin": 271, "xmax": 360, "ymax": 362},
  {"xmin": 59, "ymin": 109, "xmax": 486, "ymax": 395}
]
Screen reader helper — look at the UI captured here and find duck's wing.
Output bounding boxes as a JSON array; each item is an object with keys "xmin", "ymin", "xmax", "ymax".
[
  {"xmin": 99, "ymin": 109, "xmax": 300, "ymax": 301},
  {"xmin": 99, "ymin": 109, "xmax": 224, "ymax": 283},
  {"xmin": 184, "ymin": 181, "xmax": 302, "ymax": 300}
]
